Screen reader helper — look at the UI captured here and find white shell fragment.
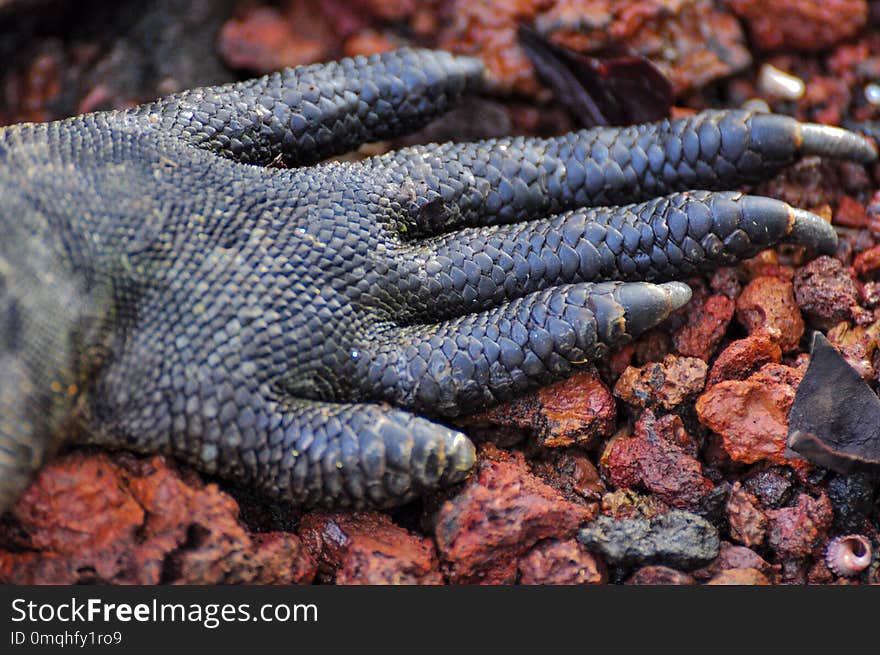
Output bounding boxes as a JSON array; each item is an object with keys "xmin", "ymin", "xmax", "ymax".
[
  {"xmin": 865, "ymin": 83, "xmax": 880, "ymax": 106},
  {"xmin": 757, "ymin": 64, "xmax": 805, "ymax": 101}
]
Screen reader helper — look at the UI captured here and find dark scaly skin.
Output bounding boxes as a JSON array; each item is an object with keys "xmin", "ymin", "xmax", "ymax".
[{"xmin": 0, "ymin": 49, "xmax": 875, "ymax": 511}]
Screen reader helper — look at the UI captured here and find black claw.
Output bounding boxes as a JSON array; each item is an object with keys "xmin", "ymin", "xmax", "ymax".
[
  {"xmin": 614, "ymin": 281, "xmax": 692, "ymax": 340},
  {"xmin": 786, "ymin": 207, "xmax": 838, "ymax": 254},
  {"xmin": 747, "ymin": 113, "xmax": 802, "ymax": 161},
  {"xmin": 407, "ymin": 418, "xmax": 475, "ymax": 489},
  {"xmin": 738, "ymin": 194, "xmax": 795, "ymax": 244},
  {"xmin": 739, "ymin": 195, "xmax": 838, "ymax": 254}
]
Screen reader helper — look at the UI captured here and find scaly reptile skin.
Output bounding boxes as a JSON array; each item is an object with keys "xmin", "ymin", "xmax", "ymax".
[{"xmin": 0, "ymin": 49, "xmax": 875, "ymax": 511}]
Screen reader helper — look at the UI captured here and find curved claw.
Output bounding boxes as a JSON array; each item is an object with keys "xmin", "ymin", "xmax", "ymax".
[
  {"xmin": 798, "ymin": 122, "xmax": 878, "ymax": 163},
  {"xmin": 749, "ymin": 113, "xmax": 878, "ymax": 164},
  {"xmin": 738, "ymin": 195, "xmax": 838, "ymax": 255},
  {"xmin": 615, "ymin": 281, "xmax": 692, "ymax": 339},
  {"xmin": 786, "ymin": 207, "xmax": 838, "ymax": 254}
]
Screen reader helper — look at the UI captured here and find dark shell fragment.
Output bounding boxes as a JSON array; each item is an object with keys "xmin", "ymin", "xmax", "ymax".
[
  {"xmin": 787, "ymin": 332, "xmax": 880, "ymax": 472},
  {"xmin": 518, "ymin": 24, "xmax": 673, "ymax": 128}
]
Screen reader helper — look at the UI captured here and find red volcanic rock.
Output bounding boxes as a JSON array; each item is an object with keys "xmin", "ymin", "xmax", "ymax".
[
  {"xmin": 696, "ymin": 363, "xmax": 804, "ymax": 465},
  {"xmin": 766, "ymin": 493, "xmax": 834, "ymax": 559},
  {"xmin": 673, "ymin": 293, "xmax": 735, "ymax": 361},
  {"xmin": 298, "ymin": 511, "xmax": 442, "ymax": 585},
  {"xmin": 343, "ymin": 30, "xmax": 399, "ymax": 57},
  {"xmin": 867, "ymin": 189, "xmax": 880, "ymax": 239},
  {"xmin": 707, "ymin": 333, "xmax": 782, "ymax": 386},
  {"xmin": 726, "ymin": 482, "xmax": 768, "ymax": 548},
  {"xmin": 434, "ymin": 448, "xmax": 592, "ymax": 584},
  {"xmin": 605, "ymin": 413, "xmax": 713, "ymax": 510},
  {"xmin": 440, "ymin": 0, "xmax": 750, "ymax": 97},
  {"xmin": 793, "ymin": 256, "xmax": 871, "ymax": 329},
  {"xmin": 626, "ymin": 565, "xmax": 695, "ymax": 585},
  {"xmin": 635, "ymin": 410, "xmax": 698, "ymax": 456},
  {"xmin": 725, "ymin": 0, "xmax": 867, "ymax": 52},
  {"xmin": 530, "ymin": 449, "xmax": 607, "ymax": 509},
  {"xmin": 343, "ymin": 0, "xmax": 415, "ymax": 22},
  {"xmin": 3, "ymin": 49, "xmax": 63, "ymax": 125},
  {"xmin": 826, "ymin": 320, "xmax": 880, "ymax": 381},
  {"xmin": 854, "ymin": 245, "xmax": 880, "ymax": 278},
  {"xmin": 474, "ymin": 369, "xmax": 616, "ymax": 448},
  {"xmin": 738, "ymin": 252, "xmax": 795, "ymax": 282},
  {"xmin": 736, "ymin": 276, "xmax": 805, "ymax": 351},
  {"xmin": 613, "ymin": 354, "xmax": 708, "ymax": 410},
  {"xmin": 218, "ymin": 5, "xmax": 332, "ymax": 73},
  {"xmin": 710, "ymin": 267, "xmax": 741, "ymax": 299},
  {"xmin": 833, "ymin": 195, "xmax": 870, "ymax": 228},
  {"xmin": 518, "ymin": 539, "xmax": 606, "ymax": 585},
  {"xmin": 705, "ymin": 568, "xmax": 770, "ymax": 584},
  {"xmin": 0, "ymin": 452, "xmax": 315, "ymax": 584},
  {"xmin": 741, "ymin": 467, "xmax": 795, "ymax": 509},
  {"xmin": 600, "ymin": 489, "xmax": 670, "ymax": 521},
  {"xmin": 691, "ymin": 542, "xmax": 778, "ymax": 582}
]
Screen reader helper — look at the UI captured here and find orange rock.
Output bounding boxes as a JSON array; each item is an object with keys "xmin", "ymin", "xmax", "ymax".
[
  {"xmin": 735, "ymin": 276, "xmax": 805, "ymax": 351},
  {"xmin": 696, "ymin": 363, "xmax": 804, "ymax": 465},
  {"xmin": 0, "ymin": 452, "xmax": 316, "ymax": 584},
  {"xmin": 473, "ymin": 369, "xmax": 616, "ymax": 448},
  {"xmin": 614, "ymin": 354, "xmax": 708, "ymax": 410},
  {"xmin": 707, "ymin": 333, "xmax": 782, "ymax": 386}
]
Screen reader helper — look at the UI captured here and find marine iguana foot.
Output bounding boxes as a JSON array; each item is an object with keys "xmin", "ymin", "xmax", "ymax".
[{"xmin": 0, "ymin": 48, "xmax": 875, "ymax": 510}]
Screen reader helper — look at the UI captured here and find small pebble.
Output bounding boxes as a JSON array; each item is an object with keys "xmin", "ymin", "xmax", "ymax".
[{"xmin": 577, "ymin": 510, "xmax": 720, "ymax": 570}]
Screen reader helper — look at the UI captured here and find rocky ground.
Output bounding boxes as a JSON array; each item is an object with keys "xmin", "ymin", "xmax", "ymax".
[{"xmin": 1, "ymin": 0, "xmax": 878, "ymax": 585}]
